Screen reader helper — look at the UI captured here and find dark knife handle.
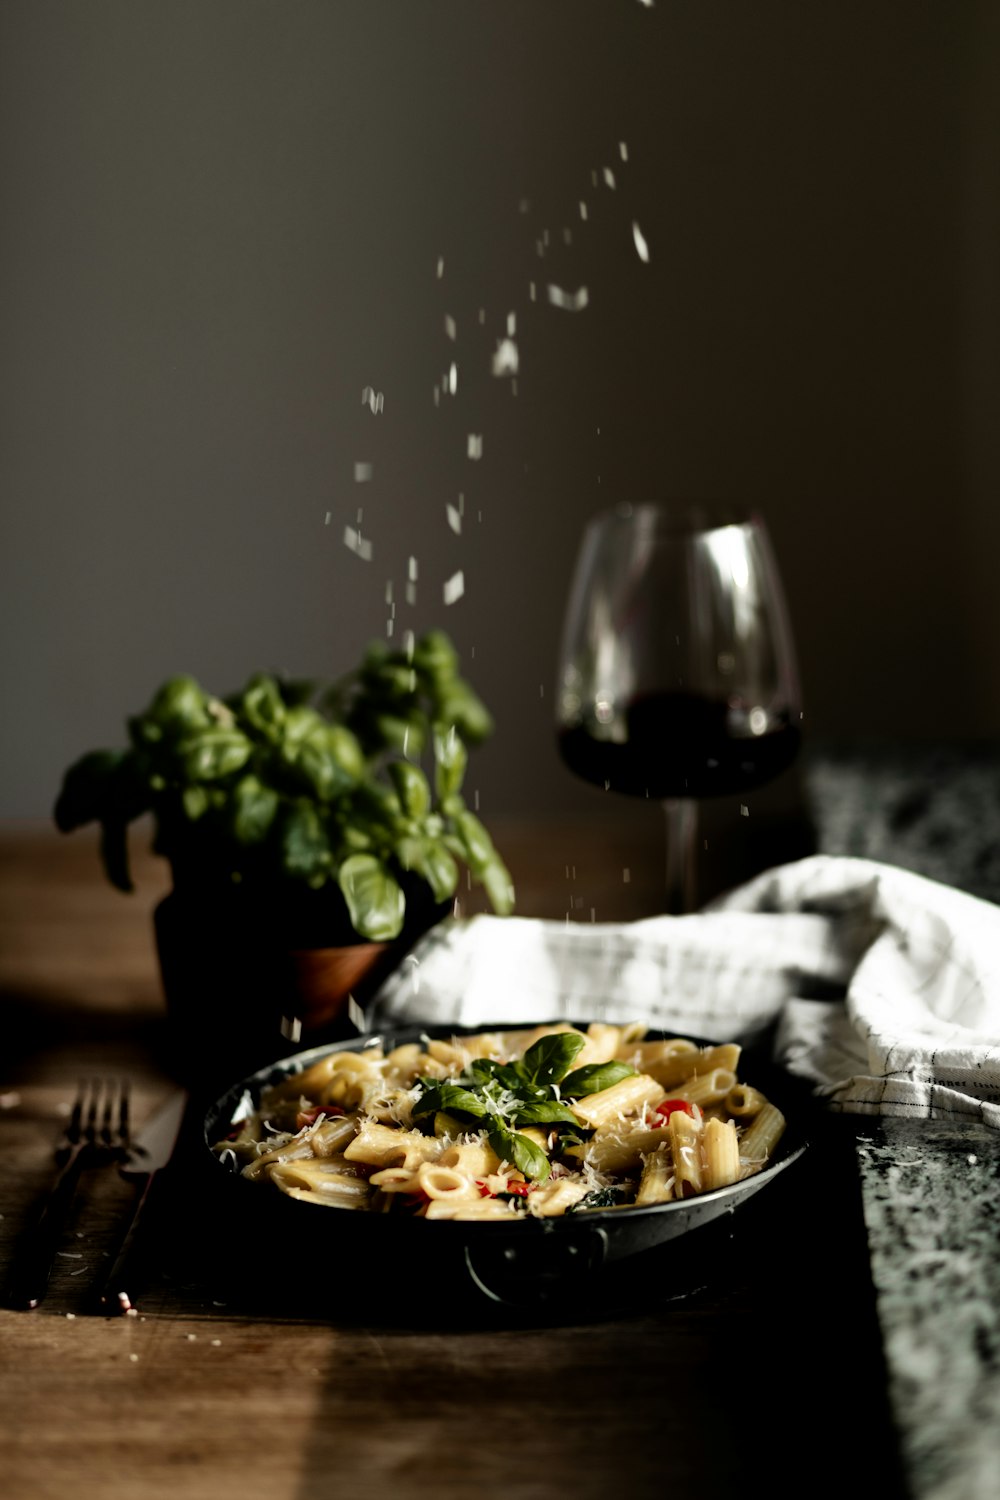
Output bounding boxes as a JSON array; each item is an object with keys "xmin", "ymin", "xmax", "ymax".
[
  {"xmin": 95, "ymin": 1173, "xmax": 156, "ymax": 1315},
  {"xmin": 7, "ymin": 1147, "xmax": 88, "ymax": 1310}
]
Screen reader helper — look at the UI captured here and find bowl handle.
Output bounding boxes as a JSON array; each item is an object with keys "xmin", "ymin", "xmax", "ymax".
[{"xmin": 462, "ymin": 1226, "xmax": 610, "ymax": 1307}]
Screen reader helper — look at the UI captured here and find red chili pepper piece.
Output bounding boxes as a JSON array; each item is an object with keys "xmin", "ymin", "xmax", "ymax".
[
  {"xmin": 505, "ymin": 1180, "xmax": 532, "ymax": 1197},
  {"xmin": 476, "ymin": 1179, "xmax": 494, "ymax": 1198},
  {"xmin": 652, "ymin": 1099, "xmax": 694, "ymax": 1124},
  {"xmin": 296, "ymin": 1104, "xmax": 347, "ymax": 1129}
]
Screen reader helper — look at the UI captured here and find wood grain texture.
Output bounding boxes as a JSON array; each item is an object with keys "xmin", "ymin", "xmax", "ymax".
[{"xmin": 0, "ymin": 820, "xmax": 906, "ymax": 1500}]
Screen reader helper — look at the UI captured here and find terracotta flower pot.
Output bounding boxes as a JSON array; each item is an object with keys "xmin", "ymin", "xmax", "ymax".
[{"xmin": 153, "ymin": 880, "xmax": 448, "ymax": 1092}]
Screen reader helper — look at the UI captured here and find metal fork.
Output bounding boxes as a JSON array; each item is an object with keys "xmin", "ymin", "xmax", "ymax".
[{"xmin": 8, "ymin": 1078, "xmax": 130, "ymax": 1310}]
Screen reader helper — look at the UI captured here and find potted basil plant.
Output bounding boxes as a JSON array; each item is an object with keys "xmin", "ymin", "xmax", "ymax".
[{"xmin": 54, "ymin": 629, "xmax": 513, "ymax": 1080}]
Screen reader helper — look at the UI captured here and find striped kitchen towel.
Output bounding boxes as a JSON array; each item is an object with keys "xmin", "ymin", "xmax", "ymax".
[{"xmin": 370, "ymin": 854, "xmax": 1000, "ymax": 1128}]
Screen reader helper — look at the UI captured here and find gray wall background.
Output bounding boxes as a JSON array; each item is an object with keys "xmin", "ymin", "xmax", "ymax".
[{"xmin": 2, "ymin": 1, "xmax": 998, "ymax": 826}]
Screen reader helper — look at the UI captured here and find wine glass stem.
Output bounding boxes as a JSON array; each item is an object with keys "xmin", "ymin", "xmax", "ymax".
[{"xmin": 663, "ymin": 798, "xmax": 698, "ymax": 915}]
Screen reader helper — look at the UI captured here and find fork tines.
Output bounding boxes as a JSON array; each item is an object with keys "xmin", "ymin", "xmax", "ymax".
[{"xmin": 7, "ymin": 1077, "xmax": 130, "ymax": 1311}]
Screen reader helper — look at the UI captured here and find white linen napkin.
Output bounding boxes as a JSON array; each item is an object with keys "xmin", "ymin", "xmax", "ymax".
[{"xmin": 370, "ymin": 854, "xmax": 1000, "ymax": 1129}]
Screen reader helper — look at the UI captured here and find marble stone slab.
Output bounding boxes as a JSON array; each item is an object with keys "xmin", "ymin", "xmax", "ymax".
[{"xmin": 855, "ymin": 1119, "xmax": 1000, "ymax": 1500}]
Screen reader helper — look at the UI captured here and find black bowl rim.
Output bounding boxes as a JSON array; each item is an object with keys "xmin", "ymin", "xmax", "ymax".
[{"xmin": 201, "ymin": 1018, "xmax": 810, "ymax": 1241}]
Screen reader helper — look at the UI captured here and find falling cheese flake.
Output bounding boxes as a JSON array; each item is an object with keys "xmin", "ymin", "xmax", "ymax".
[
  {"xmin": 408, "ymin": 556, "xmax": 418, "ymax": 582},
  {"xmin": 447, "ymin": 362, "xmax": 458, "ymax": 395},
  {"xmin": 361, "ymin": 386, "xmax": 384, "ymax": 414},
  {"xmin": 344, "ymin": 526, "xmax": 373, "ymax": 562},
  {"xmin": 436, "ymin": 256, "xmax": 445, "ymax": 278},
  {"xmin": 467, "ymin": 433, "xmax": 483, "ymax": 460},
  {"xmin": 632, "ymin": 221, "xmax": 651, "ymax": 263},
  {"xmin": 444, "ymin": 315, "xmax": 457, "ymax": 341},
  {"xmin": 619, "ymin": 141, "xmax": 629, "ymax": 161},
  {"xmin": 507, "ymin": 312, "xmax": 516, "ymax": 336},
  {"xmin": 446, "ymin": 503, "xmax": 462, "ymax": 534},
  {"xmin": 354, "ymin": 462, "xmax": 373, "ymax": 483},
  {"xmin": 603, "ymin": 167, "xmax": 616, "ymax": 190},
  {"xmin": 443, "ymin": 570, "xmax": 465, "ymax": 605},
  {"xmin": 491, "ymin": 338, "xmax": 519, "ymax": 377},
  {"xmin": 348, "ymin": 995, "xmax": 365, "ymax": 1032},
  {"xmin": 579, "ymin": 201, "xmax": 589, "ymax": 221},
  {"xmin": 547, "ymin": 284, "xmax": 590, "ymax": 312}
]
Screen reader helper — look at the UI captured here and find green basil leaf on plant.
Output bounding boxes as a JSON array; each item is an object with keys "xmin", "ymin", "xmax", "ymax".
[
  {"xmin": 236, "ymin": 673, "xmax": 286, "ymax": 740},
  {"xmin": 449, "ymin": 807, "xmax": 496, "ymax": 874},
  {"xmin": 143, "ymin": 676, "xmax": 212, "ymax": 737},
  {"xmin": 433, "ymin": 725, "xmax": 468, "ymax": 800},
  {"xmin": 182, "ymin": 786, "xmax": 211, "ymax": 822},
  {"xmin": 338, "ymin": 853, "xmax": 405, "ymax": 941},
  {"xmin": 229, "ymin": 775, "xmax": 279, "ymax": 845},
  {"xmin": 279, "ymin": 803, "xmax": 333, "ymax": 887},
  {"xmin": 370, "ymin": 712, "xmax": 424, "ymax": 758},
  {"xmin": 412, "ymin": 629, "xmax": 459, "ymax": 684},
  {"xmin": 395, "ymin": 835, "xmax": 458, "ymax": 904},
  {"xmin": 281, "ymin": 704, "xmax": 326, "ymax": 745},
  {"xmin": 176, "ymin": 728, "xmax": 253, "ymax": 782},
  {"xmin": 520, "ymin": 1032, "xmax": 586, "ymax": 1088},
  {"xmin": 480, "ymin": 853, "xmax": 515, "ymax": 915},
  {"xmin": 324, "ymin": 724, "xmax": 365, "ymax": 779},
  {"xmin": 387, "ymin": 761, "xmax": 431, "ymax": 819},
  {"xmin": 53, "ymin": 750, "xmax": 126, "ymax": 832},
  {"xmin": 487, "ymin": 1123, "xmax": 551, "ymax": 1184},
  {"xmin": 560, "ymin": 1061, "xmax": 637, "ymax": 1098},
  {"xmin": 438, "ymin": 683, "xmax": 494, "ymax": 744}
]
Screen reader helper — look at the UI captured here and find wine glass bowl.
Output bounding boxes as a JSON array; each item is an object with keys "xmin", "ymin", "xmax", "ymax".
[{"xmin": 555, "ymin": 503, "xmax": 802, "ymax": 911}]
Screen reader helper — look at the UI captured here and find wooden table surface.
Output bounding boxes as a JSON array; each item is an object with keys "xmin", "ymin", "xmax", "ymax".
[{"xmin": 1, "ymin": 818, "xmax": 911, "ymax": 1500}]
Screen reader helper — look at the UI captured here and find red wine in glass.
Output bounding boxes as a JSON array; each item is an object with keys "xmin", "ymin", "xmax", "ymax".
[{"xmin": 555, "ymin": 505, "xmax": 802, "ymax": 911}]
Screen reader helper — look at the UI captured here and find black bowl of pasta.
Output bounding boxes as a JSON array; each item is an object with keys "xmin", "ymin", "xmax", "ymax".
[{"xmin": 196, "ymin": 1018, "xmax": 809, "ymax": 1312}]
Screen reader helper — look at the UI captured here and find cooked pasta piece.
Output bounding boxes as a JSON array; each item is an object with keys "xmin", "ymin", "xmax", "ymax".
[
  {"xmin": 669, "ymin": 1108, "xmax": 704, "ymax": 1198},
  {"xmin": 636, "ymin": 1146, "xmax": 675, "ymax": 1206},
  {"xmin": 703, "ymin": 1117, "xmax": 741, "ymax": 1189},
  {"xmin": 738, "ymin": 1101, "xmax": 787, "ymax": 1171},
  {"xmin": 670, "ymin": 1068, "xmax": 738, "ymax": 1107},
  {"xmin": 570, "ymin": 1074, "xmax": 666, "ymax": 1127}
]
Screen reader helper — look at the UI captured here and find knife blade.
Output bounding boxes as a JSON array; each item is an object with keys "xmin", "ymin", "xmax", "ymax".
[{"xmin": 96, "ymin": 1087, "xmax": 189, "ymax": 1315}]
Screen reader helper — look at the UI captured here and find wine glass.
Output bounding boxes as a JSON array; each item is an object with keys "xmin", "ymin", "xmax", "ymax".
[{"xmin": 555, "ymin": 502, "xmax": 802, "ymax": 913}]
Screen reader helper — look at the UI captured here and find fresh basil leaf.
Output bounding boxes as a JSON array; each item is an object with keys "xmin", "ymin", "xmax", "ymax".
[
  {"xmin": 387, "ymin": 761, "xmax": 431, "ymax": 819},
  {"xmin": 236, "ymin": 673, "xmax": 286, "ymax": 740},
  {"xmin": 560, "ymin": 1061, "xmax": 637, "ymax": 1098},
  {"xmin": 487, "ymin": 1123, "xmax": 551, "ymax": 1183},
  {"xmin": 287, "ymin": 704, "xmax": 327, "ymax": 740},
  {"xmin": 479, "ymin": 852, "xmax": 515, "ymax": 916},
  {"xmin": 228, "ymin": 775, "xmax": 279, "ymax": 845},
  {"xmin": 337, "ymin": 853, "xmax": 405, "ymax": 941},
  {"xmin": 411, "ymin": 1082, "xmax": 487, "ymax": 1121},
  {"xmin": 279, "ymin": 803, "xmax": 333, "ymax": 887},
  {"xmin": 395, "ymin": 834, "xmax": 459, "ymax": 904},
  {"xmin": 437, "ymin": 683, "xmax": 494, "ymax": 745},
  {"xmin": 511, "ymin": 1100, "xmax": 581, "ymax": 1127},
  {"xmin": 53, "ymin": 750, "xmax": 126, "ymax": 832},
  {"xmin": 412, "ymin": 629, "xmax": 459, "ymax": 684},
  {"xmin": 176, "ymin": 728, "xmax": 253, "ymax": 782},
  {"xmin": 520, "ymin": 1032, "xmax": 586, "ymax": 1088},
  {"xmin": 141, "ymin": 676, "xmax": 211, "ymax": 738},
  {"xmin": 468, "ymin": 1058, "xmax": 527, "ymax": 1092},
  {"xmin": 433, "ymin": 725, "xmax": 468, "ymax": 800}
]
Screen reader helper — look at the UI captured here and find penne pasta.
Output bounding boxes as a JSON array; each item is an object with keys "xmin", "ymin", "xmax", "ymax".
[
  {"xmin": 570, "ymin": 1073, "xmax": 666, "ymax": 1127},
  {"xmin": 216, "ymin": 1025, "xmax": 790, "ymax": 1221},
  {"xmin": 703, "ymin": 1117, "xmax": 741, "ymax": 1189}
]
